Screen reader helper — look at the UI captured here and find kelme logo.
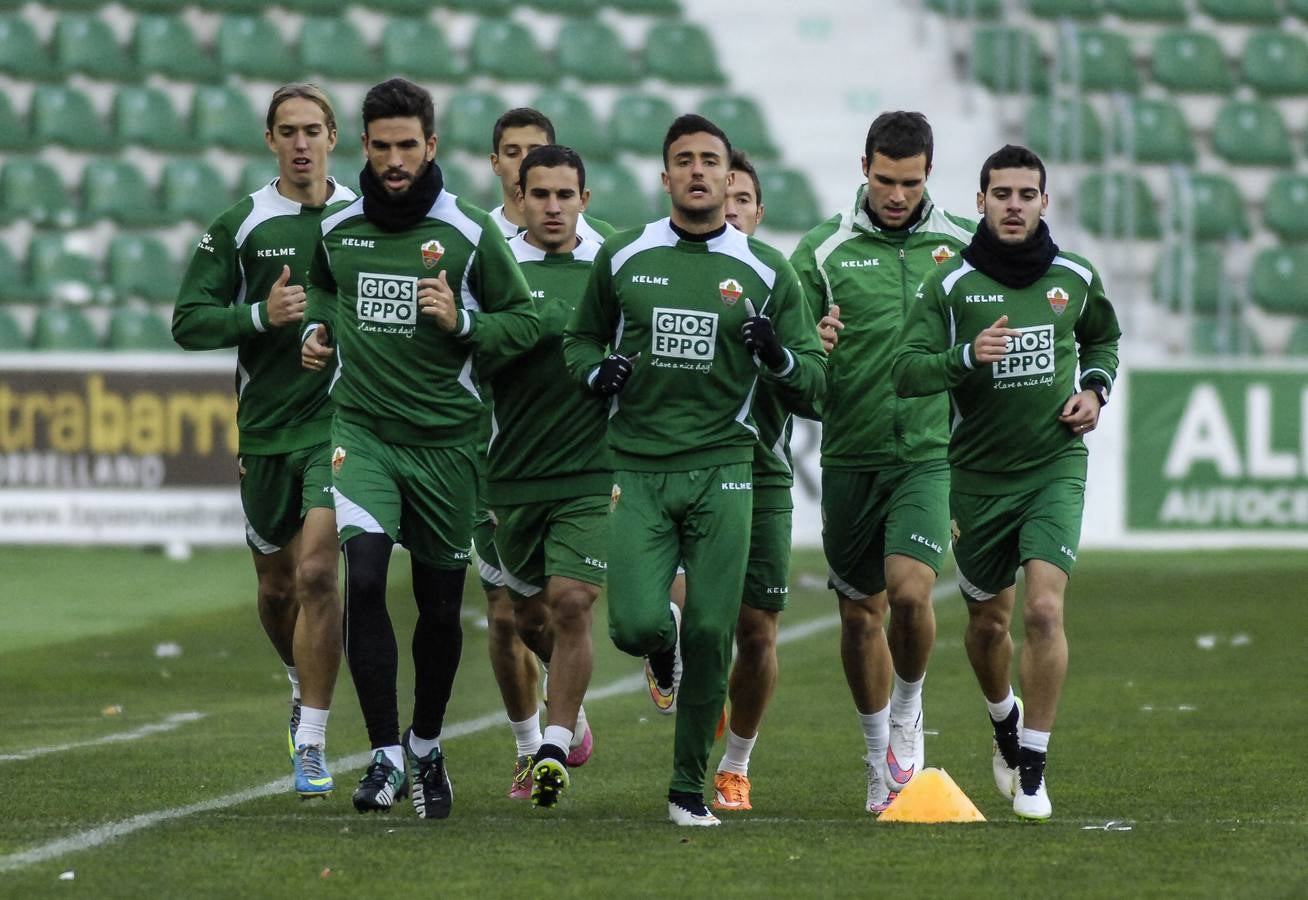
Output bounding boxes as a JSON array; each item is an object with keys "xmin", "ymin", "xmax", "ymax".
[
  {"xmin": 421, "ymin": 240, "xmax": 444, "ymax": 270},
  {"xmin": 1047, "ymin": 286, "xmax": 1069, "ymax": 317},
  {"xmin": 719, "ymin": 278, "xmax": 743, "ymax": 308}
]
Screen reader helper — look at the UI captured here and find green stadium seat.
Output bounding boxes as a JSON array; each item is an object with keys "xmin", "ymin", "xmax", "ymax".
[
  {"xmin": 133, "ymin": 15, "xmax": 217, "ymax": 82},
  {"xmin": 556, "ymin": 19, "xmax": 641, "ymax": 84},
  {"xmin": 1198, "ymin": 0, "xmax": 1282, "ymax": 22},
  {"xmin": 1077, "ymin": 172, "xmax": 1160, "ymax": 238},
  {"xmin": 54, "ymin": 14, "xmax": 136, "ymax": 81},
  {"xmin": 529, "ymin": 90, "xmax": 609, "ymax": 161},
  {"xmin": 300, "ymin": 17, "xmax": 376, "ymax": 80},
  {"xmin": 1154, "ymin": 245, "xmax": 1227, "ymax": 314},
  {"xmin": 1027, "ymin": 0, "xmax": 1105, "ymax": 20},
  {"xmin": 1212, "ymin": 101, "xmax": 1294, "ymax": 166},
  {"xmin": 610, "ymin": 0, "xmax": 681, "ymax": 12},
  {"xmin": 1290, "ymin": 0, "xmax": 1308, "ymax": 20},
  {"xmin": 161, "ymin": 160, "xmax": 232, "ymax": 225},
  {"xmin": 191, "ymin": 86, "xmax": 267, "ymax": 154},
  {"xmin": 645, "ymin": 21, "xmax": 725, "ymax": 85},
  {"xmin": 0, "ymin": 15, "xmax": 55, "ymax": 81},
  {"xmin": 108, "ymin": 308, "xmax": 176, "ymax": 351},
  {"xmin": 1056, "ymin": 27, "xmax": 1137, "ymax": 93},
  {"xmin": 446, "ymin": 0, "xmax": 513, "ymax": 10},
  {"xmin": 112, "ymin": 86, "xmax": 191, "ymax": 151},
  {"xmin": 381, "ymin": 20, "xmax": 467, "ymax": 82},
  {"xmin": 120, "ymin": 0, "xmax": 186, "ymax": 10},
  {"xmin": 610, "ymin": 92, "xmax": 677, "ymax": 157},
  {"xmin": 527, "ymin": 0, "xmax": 600, "ymax": 12},
  {"xmin": 1151, "ymin": 30, "xmax": 1234, "ymax": 94},
  {"xmin": 280, "ymin": 0, "xmax": 344, "ymax": 11},
  {"xmin": 203, "ymin": 0, "xmax": 267, "ymax": 12},
  {"xmin": 0, "ymin": 306, "xmax": 26, "ymax": 349},
  {"xmin": 32, "ymin": 307, "xmax": 100, "ymax": 351},
  {"xmin": 367, "ymin": 0, "xmax": 438, "ymax": 9},
  {"xmin": 28, "ymin": 237, "xmax": 108, "ymax": 307},
  {"xmin": 0, "ymin": 242, "xmax": 36, "ymax": 305},
  {"xmin": 238, "ymin": 160, "xmax": 280, "ymax": 198},
  {"xmin": 107, "ymin": 235, "xmax": 178, "ymax": 304},
  {"xmin": 0, "ymin": 159, "xmax": 78, "ymax": 228},
  {"xmin": 80, "ymin": 160, "xmax": 158, "ymax": 228},
  {"xmin": 1106, "ymin": 0, "xmax": 1187, "ymax": 21},
  {"xmin": 755, "ymin": 167, "xmax": 821, "ymax": 232},
  {"xmin": 0, "ymin": 91, "xmax": 31, "ymax": 151},
  {"xmin": 970, "ymin": 26, "xmax": 1047, "ymax": 94},
  {"xmin": 1113, "ymin": 98, "xmax": 1194, "ymax": 164},
  {"xmin": 1249, "ymin": 248, "xmax": 1308, "ymax": 314},
  {"xmin": 471, "ymin": 19, "xmax": 551, "ymax": 83},
  {"xmin": 1024, "ymin": 98, "xmax": 1104, "ymax": 163},
  {"xmin": 583, "ymin": 161, "xmax": 654, "ymax": 231},
  {"xmin": 1169, "ymin": 172, "xmax": 1248, "ymax": 240},
  {"xmin": 1241, "ymin": 32, "xmax": 1308, "ymax": 96},
  {"xmin": 217, "ymin": 16, "xmax": 297, "ymax": 81},
  {"xmin": 698, "ymin": 94, "xmax": 777, "ymax": 160},
  {"xmin": 440, "ymin": 89, "xmax": 507, "ymax": 154},
  {"xmin": 1190, "ymin": 316, "xmax": 1260, "ymax": 356},
  {"xmin": 1264, "ymin": 174, "xmax": 1308, "ymax": 241},
  {"xmin": 925, "ymin": 0, "xmax": 1003, "ymax": 18},
  {"xmin": 1286, "ymin": 320, "xmax": 1308, "ymax": 355},
  {"xmin": 30, "ymin": 85, "xmax": 113, "ymax": 151}
]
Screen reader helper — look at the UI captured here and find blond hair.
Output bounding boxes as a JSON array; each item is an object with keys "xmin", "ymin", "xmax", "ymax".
[{"xmin": 266, "ymin": 83, "xmax": 336, "ymax": 133}]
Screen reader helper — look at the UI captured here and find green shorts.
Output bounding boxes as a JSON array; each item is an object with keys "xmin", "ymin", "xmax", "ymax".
[
  {"xmin": 330, "ymin": 418, "xmax": 476, "ymax": 570},
  {"xmin": 744, "ymin": 503, "xmax": 792, "ymax": 612},
  {"xmin": 240, "ymin": 442, "xmax": 334, "ymax": 554},
  {"xmin": 493, "ymin": 494, "xmax": 609, "ymax": 599},
  {"xmin": 821, "ymin": 460, "xmax": 950, "ymax": 599},
  {"xmin": 951, "ymin": 477, "xmax": 1085, "ymax": 602},
  {"xmin": 472, "ymin": 473, "xmax": 505, "ymax": 591}
]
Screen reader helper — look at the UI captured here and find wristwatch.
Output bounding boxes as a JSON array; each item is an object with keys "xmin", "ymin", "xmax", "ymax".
[{"xmin": 1088, "ymin": 383, "xmax": 1109, "ymax": 408}]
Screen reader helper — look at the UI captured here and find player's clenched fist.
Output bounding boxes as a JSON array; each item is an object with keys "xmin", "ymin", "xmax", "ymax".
[
  {"xmin": 418, "ymin": 269, "xmax": 459, "ymax": 332},
  {"xmin": 301, "ymin": 323, "xmax": 334, "ymax": 371},
  {"xmin": 266, "ymin": 264, "xmax": 307, "ymax": 327},
  {"xmin": 818, "ymin": 303, "xmax": 844, "ymax": 353},
  {"xmin": 741, "ymin": 298, "xmax": 786, "ymax": 370},
  {"xmin": 973, "ymin": 314, "xmax": 1021, "ymax": 364},
  {"xmin": 591, "ymin": 351, "xmax": 639, "ymax": 396}
]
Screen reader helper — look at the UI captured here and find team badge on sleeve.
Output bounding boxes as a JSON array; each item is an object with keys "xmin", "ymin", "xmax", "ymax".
[
  {"xmin": 332, "ymin": 446, "xmax": 347, "ymax": 474},
  {"xmin": 718, "ymin": 278, "xmax": 743, "ymax": 308},
  {"xmin": 421, "ymin": 240, "xmax": 444, "ymax": 269},
  {"xmin": 932, "ymin": 245, "xmax": 955, "ymax": 264},
  {"xmin": 1047, "ymin": 286, "xmax": 1068, "ymax": 317},
  {"xmin": 610, "ymin": 483, "xmax": 621, "ymax": 511}
]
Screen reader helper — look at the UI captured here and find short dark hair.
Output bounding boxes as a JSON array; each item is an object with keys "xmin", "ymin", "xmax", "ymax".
[
  {"xmin": 493, "ymin": 107, "xmax": 556, "ymax": 154},
  {"xmin": 266, "ymin": 82, "xmax": 336, "ymax": 134},
  {"xmin": 729, "ymin": 149, "xmax": 762, "ymax": 205},
  {"xmin": 865, "ymin": 111, "xmax": 934, "ymax": 170},
  {"xmin": 362, "ymin": 77, "xmax": 434, "ymax": 139},
  {"xmin": 979, "ymin": 144, "xmax": 1047, "ymax": 193},
  {"xmin": 517, "ymin": 144, "xmax": 586, "ymax": 193},
  {"xmin": 661, "ymin": 114, "xmax": 732, "ymax": 167}
]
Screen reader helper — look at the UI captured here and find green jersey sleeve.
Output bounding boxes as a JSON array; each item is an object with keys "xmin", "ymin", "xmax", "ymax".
[
  {"xmin": 172, "ymin": 216, "xmax": 267, "ymax": 350},
  {"xmin": 1074, "ymin": 265, "xmax": 1121, "ymax": 393},
  {"xmin": 303, "ymin": 237, "xmax": 337, "ymax": 343},
  {"xmin": 891, "ymin": 266, "xmax": 975, "ymax": 398},
  {"xmin": 460, "ymin": 223, "xmax": 538, "ymax": 356},
  {"xmin": 759, "ymin": 259, "xmax": 827, "ymax": 407},
  {"xmin": 562, "ymin": 243, "xmax": 619, "ymax": 388}
]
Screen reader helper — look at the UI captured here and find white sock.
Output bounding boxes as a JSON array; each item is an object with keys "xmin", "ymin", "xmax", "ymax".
[
  {"xmin": 380, "ymin": 744, "xmax": 404, "ymax": 770},
  {"xmin": 1020, "ymin": 728, "xmax": 1050, "ymax": 754},
  {"xmin": 858, "ymin": 704, "xmax": 891, "ymax": 761},
  {"xmin": 285, "ymin": 665, "xmax": 300, "ymax": 702},
  {"xmin": 890, "ymin": 672, "xmax": 924, "ymax": 721},
  {"xmin": 407, "ymin": 730, "xmax": 440, "ymax": 757},
  {"xmin": 717, "ymin": 728, "xmax": 757, "ymax": 776},
  {"xmin": 293, "ymin": 706, "xmax": 329, "ymax": 749},
  {"xmin": 510, "ymin": 714, "xmax": 542, "ymax": 757},
  {"xmin": 542, "ymin": 724, "xmax": 573, "ymax": 755},
  {"xmin": 570, "ymin": 704, "xmax": 589, "ymax": 749},
  {"xmin": 986, "ymin": 687, "xmax": 1017, "ymax": 723}
]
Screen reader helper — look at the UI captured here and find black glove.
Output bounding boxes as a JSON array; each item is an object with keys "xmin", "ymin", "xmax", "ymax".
[
  {"xmin": 592, "ymin": 352, "xmax": 635, "ymax": 396},
  {"xmin": 741, "ymin": 314, "xmax": 786, "ymax": 370}
]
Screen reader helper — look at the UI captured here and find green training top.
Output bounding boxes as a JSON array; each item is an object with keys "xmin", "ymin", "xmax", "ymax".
[
  {"xmin": 172, "ymin": 177, "xmax": 357, "ymax": 455},
  {"xmin": 489, "ymin": 205, "xmax": 615, "ymax": 243},
  {"xmin": 892, "ymin": 249, "xmax": 1121, "ymax": 494},
  {"xmin": 562, "ymin": 219, "xmax": 827, "ymax": 473},
  {"xmin": 789, "ymin": 186, "xmax": 975, "ymax": 469},
  {"xmin": 304, "ymin": 189, "xmax": 538, "ymax": 447}
]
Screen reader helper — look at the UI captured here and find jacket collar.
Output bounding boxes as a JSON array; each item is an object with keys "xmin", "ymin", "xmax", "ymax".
[{"xmin": 851, "ymin": 184, "xmax": 935, "ymax": 238}]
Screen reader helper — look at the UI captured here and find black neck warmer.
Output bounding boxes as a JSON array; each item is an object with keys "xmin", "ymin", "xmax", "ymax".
[
  {"xmin": 360, "ymin": 160, "xmax": 443, "ymax": 233},
  {"xmin": 961, "ymin": 218, "xmax": 1060, "ymax": 289},
  {"xmin": 670, "ymin": 221, "xmax": 727, "ymax": 243}
]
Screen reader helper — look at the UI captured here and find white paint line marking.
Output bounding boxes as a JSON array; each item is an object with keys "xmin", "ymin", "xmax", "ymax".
[{"xmin": 0, "ymin": 712, "xmax": 207, "ymax": 763}]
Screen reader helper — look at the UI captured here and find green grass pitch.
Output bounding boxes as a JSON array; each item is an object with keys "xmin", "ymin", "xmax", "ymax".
[{"xmin": 0, "ymin": 546, "xmax": 1304, "ymax": 897}]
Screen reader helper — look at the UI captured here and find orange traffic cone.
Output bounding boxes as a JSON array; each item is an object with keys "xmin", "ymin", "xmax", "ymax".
[{"xmin": 877, "ymin": 767, "xmax": 985, "ymax": 823}]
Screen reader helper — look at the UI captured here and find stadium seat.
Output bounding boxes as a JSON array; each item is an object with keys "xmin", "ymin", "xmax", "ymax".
[
  {"xmin": 446, "ymin": 0, "xmax": 514, "ymax": 10},
  {"xmin": 191, "ymin": 86, "xmax": 267, "ymax": 154},
  {"xmin": 107, "ymin": 235, "xmax": 178, "ymax": 304},
  {"xmin": 645, "ymin": 21, "xmax": 725, "ymax": 85},
  {"xmin": 1027, "ymin": 0, "xmax": 1104, "ymax": 20},
  {"xmin": 369, "ymin": 0, "xmax": 441, "ymax": 10},
  {"xmin": 440, "ymin": 89, "xmax": 507, "ymax": 154},
  {"xmin": 133, "ymin": 15, "xmax": 216, "ymax": 81},
  {"xmin": 556, "ymin": 19, "xmax": 641, "ymax": 84},
  {"xmin": 970, "ymin": 26, "xmax": 1047, "ymax": 94},
  {"xmin": 112, "ymin": 86, "xmax": 191, "ymax": 151},
  {"xmin": 610, "ymin": 0, "xmax": 682, "ymax": 13},
  {"xmin": 0, "ymin": 159, "xmax": 78, "ymax": 228},
  {"xmin": 0, "ymin": 306, "xmax": 26, "ymax": 349},
  {"xmin": 108, "ymin": 308, "xmax": 176, "ymax": 351},
  {"xmin": 299, "ymin": 17, "xmax": 376, "ymax": 80},
  {"xmin": 925, "ymin": 0, "xmax": 1003, "ymax": 18},
  {"xmin": 28, "ymin": 237, "xmax": 107, "ymax": 307},
  {"xmin": 1077, "ymin": 172, "xmax": 1160, "ymax": 239},
  {"xmin": 582, "ymin": 161, "xmax": 654, "ymax": 230},
  {"xmin": 80, "ymin": 160, "xmax": 158, "ymax": 228},
  {"xmin": 1112, "ymin": 98, "xmax": 1194, "ymax": 164},
  {"xmin": 471, "ymin": 19, "xmax": 551, "ymax": 83},
  {"xmin": 1286, "ymin": 320, "xmax": 1308, "ymax": 355},
  {"xmin": 32, "ymin": 306, "xmax": 100, "ymax": 350},
  {"xmin": 698, "ymin": 94, "xmax": 777, "ymax": 160},
  {"xmin": 1198, "ymin": 0, "xmax": 1282, "ymax": 23},
  {"xmin": 218, "ymin": 16, "xmax": 297, "ymax": 81},
  {"xmin": 1154, "ymin": 245, "xmax": 1226, "ymax": 313},
  {"xmin": 30, "ymin": 85, "xmax": 114, "ymax": 151},
  {"xmin": 530, "ymin": 90, "xmax": 609, "ymax": 161},
  {"xmin": 1106, "ymin": 0, "xmax": 1187, "ymax": 21},
  {"xmin": 380, "ymin": 20, "xmax": 467, "ymax": 82},
  {"xmin": 1249, "ymin": 247, "xmax": 1308, "ymax": 314},
  {"xmin": 1264, "ymin": 174, "xmax": 1308, "ymax": 242},
  {"xmin": 1169, "ymin": 172, "xmax": 1249, "ymax": 240},
  {"xmin": 0, "ymin": 241, "xmax": 36, "ymax": 305},
  {"xmin": 54, "ymin": 14, "xmax": 136, "ymax": 81},
  {"xmin": 120, "ymin": 0, "xmax": 185, "ymax": 10},
  {"xmin": 0, "ymin": 91, "xmax": 31, "ymax": 151},
  {"xmin": 755, "ymin": 167, "xmax": 821, "ymax": 232},
  {"xmin": 1056, "ymin": 27, "xmax": 1137, "ymax": 93},
  {"xmin": 1190, "ymin": 316, "xmax": 1260, "ymax": 356},
  {"xmin": 0, "ymin": 15, "xmax": 55, "ymax": 81},
  {"xmin": 204, "ymin": 0, "xmax": 268, "ymax": 13},
  {"xmin": 1024, "ymin": 98, "xmax": 1103, "ymax": 163},
  {"xmin": 1290, "ymin": 0, "xmax": 1308, "ymax": 20},
  {"xmin": 1212, "ymin": 101, "xmax": 1294, "ymax": 166},
  {"xmin": 161, "ymin": 160, "xmax": 233, "ymax": 225},
  {"xmin": 1151, "ymin": 30, "xmax": 1234, "ymax": 94},
  {"xmin": 238, "ymin": 160, "xmax": 280, "ymax": 198},
  {"xmin": 280, "ymin": 0, "xmax": 344, "ymax": 11},
  {"xmin": 527, "ymin": 0, "xmax": 600, "ymax": 12},
  {"xmin": 1241, "ymin": 32, "xmax": 1308, "ymax": 96},
  {"xmin": 610, "ymin": 92, "xmax": 677, "ymax": 157}
]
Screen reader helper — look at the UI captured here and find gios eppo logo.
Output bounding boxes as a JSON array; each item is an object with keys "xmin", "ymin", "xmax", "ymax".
[
  {"xmin": 652, "ymin": 307, "xmax": 718, "ymax": 362},
  {"xmin": 357, "ymin": 272, "xmax": 418, "ymax": 326},
  {"xmin": 993, "ymin": 324, "xmax": 1054, "ymax": 379}
]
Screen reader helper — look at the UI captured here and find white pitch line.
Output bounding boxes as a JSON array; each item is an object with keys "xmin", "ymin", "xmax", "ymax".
[
  {"xmin": 0, "ymin": 712, "xmax": 207, "ymax": 763},
  {"xmin": 0, "ymin": 580, "xmax": 955, "ymax": 873}
]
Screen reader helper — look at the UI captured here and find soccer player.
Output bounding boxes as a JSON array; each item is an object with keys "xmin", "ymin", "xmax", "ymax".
[
  {"xmin": 485, "ymin": 145, "xmax": 607, "ymax": 808},
  {"xmin": 563, "ymin": 115, "xmax": 827, "ymax": 826},
  {"xmin": 172, "ymin": 83, "xmax": 352, "ymax": 800},
  {"xmin": 892, "ymin": 144, "xmax": 1120, "ymax": 821},
  {"xmin": 300, "ymin": 78, "xmax": 538, "ymax": 819},
  {"xmin": 789, "ymin": 111, "xmax": 974, "ymax": 813}
]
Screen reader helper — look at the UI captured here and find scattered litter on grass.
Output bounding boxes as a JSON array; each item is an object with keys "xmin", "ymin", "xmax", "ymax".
[
  {"xmin": 1196, "ymin": 635, "xmax": 1217, "ymax": 650},
  {"xmin": 101, "ymin": 704, "xmax": 122, "ymax": 717},
  {"xmin": 1141, "ymin": 704, "xmax": 1197, "ymax": 713},
  {"xmin": 386, "ymin": 829, "xmax": 395, "ymax": 834},
  {"xmin": 924, "ymin": 730, "xmax": 940, "ymax": 736},
  {"xmin": 679, "ymin": 837, "xmax": 691, "ymax": 844},
  {"xmin": 1082, "ymin": 821, "xmax": 1132, "ymax": 832},
  {"xmin": 159, "ymin": 670, "xmax": 172, "ymax": 679},
  {"xmin": 1177, "ymin": 705, "xmax": 1196, "ymax": 712},
  {"xmin": 1141, "ymin": 705, "xmax": 1153, "ymax": 712},
  {"xmin": 1231, "ymin": 633, "xmax": 1251, "ymax": 647},
  {"xmin": 339, "ymin": 826, "xmax": 350, "ymax": 834},
  {"xmin": 58, "ymin": 871, "xmax": 74, "ymax": 880},
  {"xmin": 788, "ymin": 855, "xmax": 800, "ymax": 861},
  {"xmin": 320, "ymin": 868, "xmax": 332, "ymax": 879},
  {"xmin": 639, "ymin": 717, "xmax": 649, "ymax": 724},
  {"xmin": 154, "ymin": 642, "xmax": 182, "ymax": 658},
  {"xmin": 1197, "ymin": 633, "xmax": 1252, "ymax": 649}
]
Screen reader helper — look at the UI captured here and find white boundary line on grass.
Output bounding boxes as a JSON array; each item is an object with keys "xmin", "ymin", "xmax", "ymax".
[
  {"xmin": 0, "ymin": 581, "xmax": 956, "ymax": 873},
  {"xmin": 0, "ymin": 713, "xmax": 207, "ymax": 762}
]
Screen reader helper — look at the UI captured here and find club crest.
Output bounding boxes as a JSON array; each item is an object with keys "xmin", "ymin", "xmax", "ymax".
[
  {"xmin": 1047, "ymin": 286, "xmax": 1069, "ymax": 317},
  {"xmin": 421, "ymin": 240, "xmax": 444, "ymax": 269},
  {"xmin": 719, "ymin": 278, "xmax": 743, "ymax": 308},
  {"xmin": 932, "ymin": 245, "xmax": 955, "ymax": 265}
]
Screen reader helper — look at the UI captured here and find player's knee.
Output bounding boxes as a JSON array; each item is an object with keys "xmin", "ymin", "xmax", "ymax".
[
  {"xmin": 295, "ymin": 554, "xmax": 339, "ymax": 606},
  {"xmin": 1023, "ymin": 593, "xmax": 1064, "ymax": 638},
  {"xmin": 609, "ymin": 604, "xmax": 667, "ymax": 656},
  {"xmin": 256, "ymin": 572, "xmax": 295, "ymax": 614},
  {"xmin": 838, "ymin": 598, "xmax": 884, "ymax": 638},
  {"xmin": 514, "ymin": 598, "xmax": 549, "ymax": 645},
  {"xmin": 886, "ymin": 577, "xmax": 933, "ymax": 614},
  {"xmin": 735, "ymin": 620, "xmax": 776, "ymax": 665},
  {"xmin": 966, "ymin": 608, "xmax": 1010, "ymax": 647},
  {"xmin": 551, "ymin": 588, "xmax": 594, "ymax": 635},
  {"xmin": 487, "ymin": 602, "xmax": 519, "ymax": 643}
]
